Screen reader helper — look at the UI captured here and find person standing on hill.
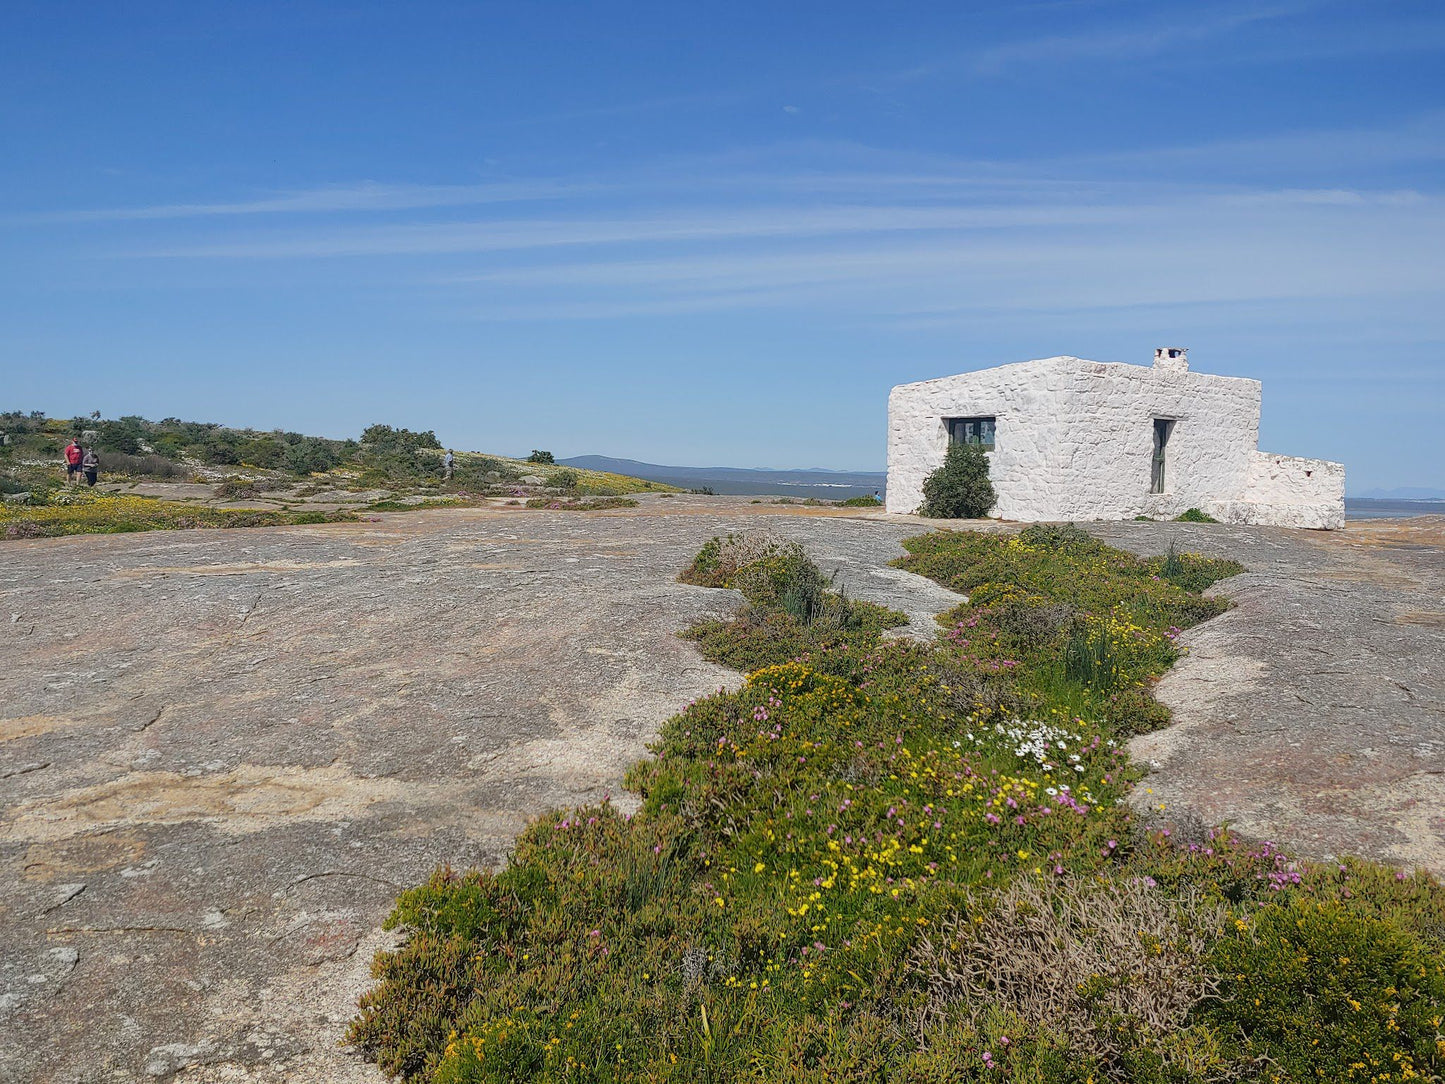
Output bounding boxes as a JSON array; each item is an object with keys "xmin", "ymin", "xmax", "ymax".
[
  {"xmin": 81, "ymin": 446, "xmax": 99, "ymax": 487},
  {"xmin": 443, "ymin": 449, "xmax": 455, "ymax": 480},
  {"xmin": 64, "ymin": 438, "xmax": 83, "ymax": 483}
]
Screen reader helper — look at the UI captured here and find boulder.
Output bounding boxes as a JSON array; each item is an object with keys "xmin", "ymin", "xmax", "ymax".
[{"xmin": 3, "ymin": 492, "xmax": 32, "ymax": 506}]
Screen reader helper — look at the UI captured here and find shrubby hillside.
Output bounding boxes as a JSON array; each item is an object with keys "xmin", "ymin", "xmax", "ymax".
[{"xmin": 0, "ymin": 410, "xmax": 665, "ymax": 496}]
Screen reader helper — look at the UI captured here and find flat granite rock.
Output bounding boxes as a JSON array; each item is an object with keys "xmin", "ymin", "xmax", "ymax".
[
  {"xmin": 1091, "ymin": 517, "xmax": 1445, "ymax": 873},
  {"xmin": 1, "ymin": 498, "xmax": 1441, "ymax": 1082}
]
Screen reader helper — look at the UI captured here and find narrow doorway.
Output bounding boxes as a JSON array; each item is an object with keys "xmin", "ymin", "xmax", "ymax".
[{"xmin": 1151, "ymin": 418, "xmax": 1174, "ymax": 494}]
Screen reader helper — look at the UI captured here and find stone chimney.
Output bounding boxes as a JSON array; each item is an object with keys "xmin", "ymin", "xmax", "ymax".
[{"xmin": 1153, "ymin": 346, "xmax": 1188, "ymax": 373}]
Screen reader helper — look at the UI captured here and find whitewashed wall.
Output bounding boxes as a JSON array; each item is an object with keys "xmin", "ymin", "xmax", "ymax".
[
  {"xmin": 1207, "ymin": 452, "xmax": 1346, "ymax": 529},
  {"xmin": 886, "ymin": 355, "xmax": 1345, "ymax": 529},
  {"xmin": 886, "ymin": 358, "xmax": 1065, "ymax": 520}
]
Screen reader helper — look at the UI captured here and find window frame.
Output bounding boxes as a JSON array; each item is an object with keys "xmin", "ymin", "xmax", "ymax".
[{"xmin": 945, "ymin": 416, "xmax": 996, "ymax": 451}]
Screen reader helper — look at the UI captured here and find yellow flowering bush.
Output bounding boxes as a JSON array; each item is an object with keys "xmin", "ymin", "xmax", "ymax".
[
  {"xmin": 1203, "ymin": 897, "xmax": 1445, "ymax": 1081},
  {"xmin": 1, "ymin": 494, "xmax": 355, "ymax": 539}
]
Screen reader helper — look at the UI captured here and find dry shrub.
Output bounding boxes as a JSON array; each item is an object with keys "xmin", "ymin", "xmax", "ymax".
[
  {"xmin": 935, "ymin": 659, "xmax": 1021, "ymax": 720},
  {"xmin": 679, "ymin": 531, "xmax": 791, "ymax": 588},
  {"xmin": 910, "ymin": 876, "xmax": 1226, "ymax": 1071},
  {"xmin": 215, "ymin": 476, "xmax": 286, "ymax": 499},
  {"xmin": 96, "ymin": 451, "xmax": 189, "ymax": 478}
]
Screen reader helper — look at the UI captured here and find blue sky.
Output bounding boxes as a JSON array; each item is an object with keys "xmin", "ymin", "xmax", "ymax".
[{"xmin": 1, "ymin": 1, "xmax": 1442, "ymax": 490}]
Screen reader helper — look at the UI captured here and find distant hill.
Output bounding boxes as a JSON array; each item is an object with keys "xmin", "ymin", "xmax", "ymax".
[{"xmin": 560, "ymin": 456, "xmax": 886, "ymax": 499}]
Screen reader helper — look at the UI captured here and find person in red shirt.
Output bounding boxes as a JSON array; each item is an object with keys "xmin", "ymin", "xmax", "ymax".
[{"xmin": 64, "ymin": 439, "xmax": 83, "ymax": 483}]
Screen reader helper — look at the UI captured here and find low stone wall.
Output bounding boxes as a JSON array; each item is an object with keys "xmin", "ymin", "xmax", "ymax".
[{"xmin": 1212, "ymin": 451, "xmax": 1346, "ymax": 529}]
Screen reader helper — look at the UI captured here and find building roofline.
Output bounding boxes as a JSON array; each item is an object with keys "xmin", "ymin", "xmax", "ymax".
[{"xmin": 889, "ymin": 354, "xmax": 1261, "ymax": 394}]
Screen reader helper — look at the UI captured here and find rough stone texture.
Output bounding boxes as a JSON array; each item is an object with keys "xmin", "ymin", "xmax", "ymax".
[
  {"xmin": 1083, "ymin": 517, "xmax": 1445, "ymax": 872},
  {"xmin": 886, "ymin": 354, "xmax": 1345, "ymax": 528},
  {"xmin": 0, "ymin": 498, "xmax": 952, "ymax": 1084},
  {"xmin": 2, "ymin": 500, "xmax": 1439, "ymax": 1081}
]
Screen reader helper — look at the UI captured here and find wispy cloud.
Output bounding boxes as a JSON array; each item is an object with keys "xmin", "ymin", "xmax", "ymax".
[
  {"xmin": 20, "ymin": 106, "xmax": 1445, "ymax": 235},
  {"xmin": 1052, "ymin": 109, "xmax": 1445, "ymax": 180},
  {"xmin": 127, "ymin": 201, "xmax": 1153, "ymax": 260},
  {"xmin": 17, "ymin": 112, "xmax": 1445, "ymax": 331},
  {"xmin": 889, "ymin": 0, "xmax": 1445, "ymax": 83},
  {"xmin": 891, "ymin": 1, "xmax": 1317, "ymax": 80},
  {"xmin": 16, "ymin": 180, "xmax": 594, "ymax": 224},
  {"xmin": 123, "ymin": 173, "xmax": 1440, "ymax": 265},
  {"xmin": 965, "ymin": 3, "xmax": 1309, "ymax": 75},
  {"xmin": 425, "ymin": 187, "xmax": 1445, "ymax": 322}
]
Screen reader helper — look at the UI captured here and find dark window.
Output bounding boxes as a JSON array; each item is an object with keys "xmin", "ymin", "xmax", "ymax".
[
  {"xmin": 946, "ymin": 416, "xmax": 995, "ymax": 450},
  {"xmin": 1151, "ymin": 418, "xmax": 1174, "ymax": 494}
]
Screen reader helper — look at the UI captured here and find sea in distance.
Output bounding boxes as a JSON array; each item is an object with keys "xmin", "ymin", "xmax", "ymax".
[
  {"xmin": 1345, "ymin": 498, "xmax": 1445, "ymax": 520},
  {"xmin": 563, "ymin": 459, "xmax": 1441, "ymax": 516}
]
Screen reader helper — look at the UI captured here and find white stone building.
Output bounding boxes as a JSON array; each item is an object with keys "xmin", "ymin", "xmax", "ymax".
[{"xmin": 886, "ymin": 349, "xmax": 1345, "ymax": 529}]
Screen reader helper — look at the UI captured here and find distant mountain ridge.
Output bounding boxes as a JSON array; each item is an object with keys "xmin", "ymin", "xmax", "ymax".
[{"xmin": 559, "ymin": 456, "xmax": 886, "ymax": 498}]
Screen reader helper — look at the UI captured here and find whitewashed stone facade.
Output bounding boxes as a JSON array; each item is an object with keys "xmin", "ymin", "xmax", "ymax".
[{"xmin": 887, "ymin": 350, "xmax": 1345, "ymax": 529}]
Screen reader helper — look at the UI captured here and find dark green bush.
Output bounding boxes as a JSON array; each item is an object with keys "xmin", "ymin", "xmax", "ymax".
[
  {"xmin": 918, "ymin": 443, "xmax": 995, "ymax": 519},
  {"xmin": 237, "ymin": 436, "xmax": 287, "ymax": 468},
  {"xmin": 203, "ymin": 438, "xmax": 242, "ymax": 465},
  {"xmin": 362, "ymin": 424, "xmax": 443, "ymax": 453},
  {"xmin": 1174, "ymin": 508, "xmax": 1218, "ymax": 523},
  {"xmin": 148, "ymin": 432, "xmax": 188, "ymax": 459},
  {"xmin": 730, "ymin": 543, "xmax": 825, "ymax": 611},
  {"xmin": 95, "ymin": 418, "xmax": 145, "ymax": 454},
  {"xmin": 283, "ymin": 437, "xmax": 344, "ymax": 475},
  {"xmin": 527, "ymin": 450, "xmax": 555, "ymax": 464}
]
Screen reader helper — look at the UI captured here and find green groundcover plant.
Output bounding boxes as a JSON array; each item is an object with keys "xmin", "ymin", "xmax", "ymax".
[{"xmin": 349, "ymin": 527, "xmax": 1445, "ymax": 1083}]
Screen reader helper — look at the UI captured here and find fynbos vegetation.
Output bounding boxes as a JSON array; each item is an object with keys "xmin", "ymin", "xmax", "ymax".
[
  {"xmin": 0, "ymin": 410, "xmax": 674, "ymax": 539},
  {"xmin": 0, "ymin": 492, "xmax": 353, "ymax": 539},
  {"xmin": 349, "ymin": 527, "xmax": 1444, "ymax": 1082}
]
